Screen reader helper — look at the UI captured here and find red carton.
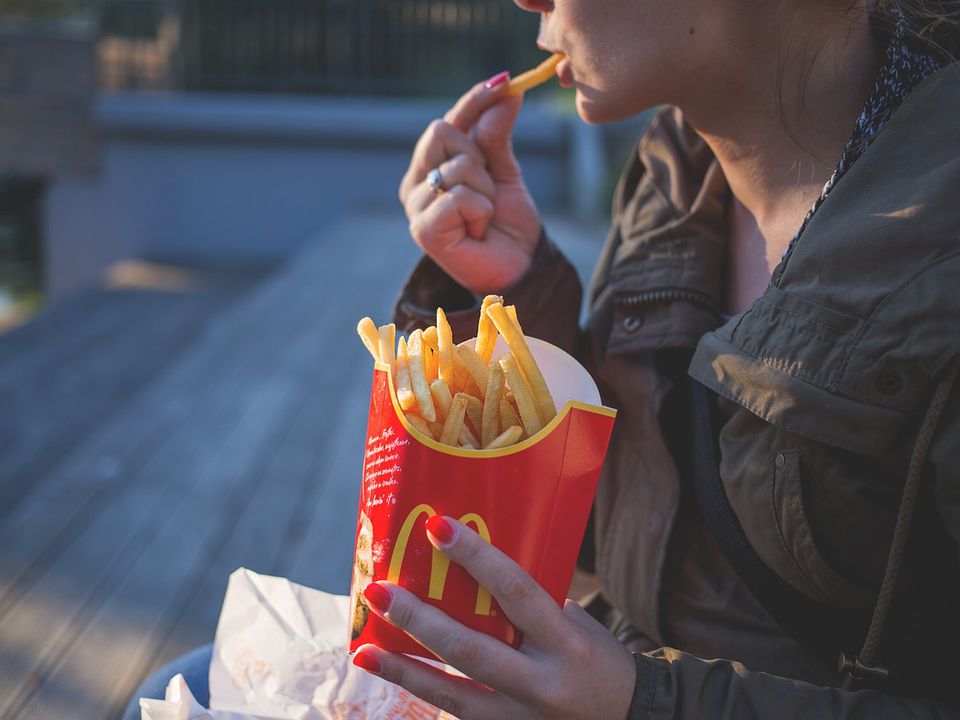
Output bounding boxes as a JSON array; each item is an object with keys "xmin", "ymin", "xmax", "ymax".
[{"xmin": 348, "ymin": 337, "xmax": 616, "ymax": 659}]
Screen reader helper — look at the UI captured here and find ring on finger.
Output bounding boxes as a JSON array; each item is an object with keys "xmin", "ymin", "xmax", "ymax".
[{"xmin": 426, "ymin": 167, "xmax": 445, "ymax": 195}]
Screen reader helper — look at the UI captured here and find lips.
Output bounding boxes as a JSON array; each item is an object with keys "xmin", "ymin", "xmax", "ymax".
[{"xmin": 556, "ymin": 55, "xmax": 574, "ymax": 88}]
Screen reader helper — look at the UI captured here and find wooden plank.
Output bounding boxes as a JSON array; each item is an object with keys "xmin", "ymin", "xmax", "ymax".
[
  {"xmin": 0, "ymin": 258, "xmax": 304, "ymax": 616},
  {"xmin": 1, "ymin": 213, "xmax": 422, "ymax": 719},
  {"xmin": 0, "ymin": 287, "xmax": 240, "ymax": 519},
  {"xmin": 0, "ymin": 231, "xmax": 366, "ymax": 717},
  {"xmin": 144, "ymin": 342, "xmax": 364, "ymax": 669},
  {"xmin": 0, "ymin": 290, "xmax": 132, "ymax": 385}
]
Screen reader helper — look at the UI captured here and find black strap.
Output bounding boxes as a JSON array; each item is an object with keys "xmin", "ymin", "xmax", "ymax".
[{"xmin": 688, "ymin": 380, "xmax": 869, "ymax": 671}]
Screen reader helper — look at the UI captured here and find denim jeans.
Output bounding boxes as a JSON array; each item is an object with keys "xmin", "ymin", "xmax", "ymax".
[{"xmin": 121, "ymin": 644, "xmax": 212, "ymax": 720}]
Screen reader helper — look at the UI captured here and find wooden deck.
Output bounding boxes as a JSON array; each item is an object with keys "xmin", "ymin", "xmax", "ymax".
[{"xmin": 0, "ymin": 212, "xmax": 601, "ymax": 719}]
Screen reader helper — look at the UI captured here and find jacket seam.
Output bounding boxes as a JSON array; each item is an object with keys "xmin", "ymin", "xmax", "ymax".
[
  {"xmin": 769, "ymin": 450, "xmax": 823, "ymax": 599},
  {"xmin": 752, "ymin": 296, "xmax": 853, "ymax": 336},
  {"xmin": 835, "ymin": 247, "xmax": 960, "ymax": 393}
]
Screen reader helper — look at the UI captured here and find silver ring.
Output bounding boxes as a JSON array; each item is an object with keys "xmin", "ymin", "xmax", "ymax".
[{"xmin": 426, "ymin": 167, "xmax": 444, "ymax": 195}]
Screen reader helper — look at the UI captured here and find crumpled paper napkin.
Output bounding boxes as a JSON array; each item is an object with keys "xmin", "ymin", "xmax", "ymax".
[{"xmin": 141, "ymin": 568, "xmax": 454, "ymax": 720}]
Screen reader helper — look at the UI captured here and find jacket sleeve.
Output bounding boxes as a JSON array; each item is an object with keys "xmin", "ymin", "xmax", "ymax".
[
  {"xmin": 392, "ymin": 229, "xmax": 583, "ymax": 354},
  {"xmin": 628, "ymin": 650, "xmax": 959, "ymax": 720}
]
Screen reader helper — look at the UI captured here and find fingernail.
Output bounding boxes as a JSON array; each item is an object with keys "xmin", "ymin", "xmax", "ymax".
[
  {"xmin": 353, "ymin": 650, "xmax": 382, "ymax": 675},
  {"xmin": 485, "ymin": 71, "xmax": 509, "ymax": 89},
  {"xmin": 426, "ymin": 515, "xmax": 456, "ymax": 545},
  {"xmin": 363, "ymin": 582, "xmax": 393, "ymax": 613}
]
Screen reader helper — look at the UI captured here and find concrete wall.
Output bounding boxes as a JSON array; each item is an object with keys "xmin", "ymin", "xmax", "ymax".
[{"xmin": 44, "ymin": 93, "xmax": 582, "ymax": 300}]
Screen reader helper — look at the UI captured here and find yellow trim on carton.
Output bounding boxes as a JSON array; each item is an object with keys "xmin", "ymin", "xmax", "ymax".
[{"xmin": 373, "ymin": 361, "xmax": 617, "ymax": 459}]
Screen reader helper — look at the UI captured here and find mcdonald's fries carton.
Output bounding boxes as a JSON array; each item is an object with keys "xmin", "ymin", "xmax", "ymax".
[{"xmin": 349, "ymin": 336, "xmax": 616, "ymax": 659}]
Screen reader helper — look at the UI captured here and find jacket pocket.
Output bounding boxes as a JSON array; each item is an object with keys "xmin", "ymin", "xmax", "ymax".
[{"xmin": 770, "ymin": 450, "xmax": 873, "ymax": 607}]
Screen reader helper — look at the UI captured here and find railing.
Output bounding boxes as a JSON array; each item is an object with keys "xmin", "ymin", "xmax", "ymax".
[{"xmin": 99, "ymin": 0, "xmax": 543, "ymax": 97}]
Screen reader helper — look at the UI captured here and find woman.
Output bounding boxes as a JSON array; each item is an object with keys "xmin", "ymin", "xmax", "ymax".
[
  {"xmin": 125, "ymin": 0, "xmax": 960, "ymax": 717},
  {"xmin": 361, "ymin": 0, "xmax": 960, "ymax": 717}
]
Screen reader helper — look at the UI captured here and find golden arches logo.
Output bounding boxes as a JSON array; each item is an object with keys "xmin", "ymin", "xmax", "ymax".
[{"xmin": 386, "ymin": 504, "xmax": 492, "ymax": 615}]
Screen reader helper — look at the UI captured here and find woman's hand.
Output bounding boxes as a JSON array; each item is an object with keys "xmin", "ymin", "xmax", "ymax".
[
  {"xmin": 399, "ymin": 77, "xmax": 542, "ymax": 295},
  {"xmin": 352, "ymin": 516, "xmax": 637, "ymax": 719}
]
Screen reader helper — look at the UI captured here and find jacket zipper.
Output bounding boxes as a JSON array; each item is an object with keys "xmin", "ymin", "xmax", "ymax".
[{"xmin": 618, "ymin": 288, "xmax": 721, "ymax": 317}]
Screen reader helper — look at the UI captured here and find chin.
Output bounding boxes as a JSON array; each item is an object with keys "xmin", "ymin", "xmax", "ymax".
[{"xmin": 575, "ymin": 90, "xmax": 637, "ymax": 125}]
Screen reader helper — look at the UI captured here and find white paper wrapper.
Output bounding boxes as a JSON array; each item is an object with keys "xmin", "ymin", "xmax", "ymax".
[{"xmin": 141, "ymin": 568, "xmax": 454, "ymax": 720}]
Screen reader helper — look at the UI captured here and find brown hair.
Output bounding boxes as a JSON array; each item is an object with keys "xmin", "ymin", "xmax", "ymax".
[{"xmin": 880, "ymin": 0, "xmax": 960, "ymax": 59}]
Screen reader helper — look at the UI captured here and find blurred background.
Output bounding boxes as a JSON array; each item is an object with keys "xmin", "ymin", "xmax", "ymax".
[{"xmin": 0, "ymin": 1, "xmax": 648, "ymax": 717}]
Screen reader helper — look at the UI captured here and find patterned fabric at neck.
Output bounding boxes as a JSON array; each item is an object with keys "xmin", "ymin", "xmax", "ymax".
[{"xmin": 772, "ymin": 7, "xmax": 945, "ymax": 282}]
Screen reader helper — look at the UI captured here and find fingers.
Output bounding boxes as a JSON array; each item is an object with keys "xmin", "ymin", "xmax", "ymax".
[
  {"xmin": 353, "ymin": 644, "xmax": 499, "ymax": 720},
  {"xmin": 400, "ymin": 120, "xmax": 486, "ymax": 205},
  {"xmin": 405, "ymin": 153, "xmax": 497, "ymax": 217},
  {"xmin": 427, "ymin": 518, "xmax": 568, "ymax": 651},
  {"xmin": 443, "ymin": 77, "xmax": 511, "ymax": 133},
  {"xmin": 361, "ymin": 584, "xmax": 534, "ymax": 695},
  {"xmin": 410, "ymin": 186, "xmax": 495, "ymax": 249}
]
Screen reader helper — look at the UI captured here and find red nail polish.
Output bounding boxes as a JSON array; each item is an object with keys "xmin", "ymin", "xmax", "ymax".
[
  {"xmin": 353, "ymin": 650, "xmax": 382, "ymax": 675},
  {"xmin": 426, "ymin": 515, "xmax": 456, "ymax": 545},
  {"xmin": 363, "ymin": 582, "xmax": 392, "ymax": 613},
  {"xmin": 485, "ymin": 71, "xmax": 509, "ymax": 89}
]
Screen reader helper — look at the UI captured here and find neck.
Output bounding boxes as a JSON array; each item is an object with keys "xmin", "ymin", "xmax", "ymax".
[{"xmin": 679, "ymin": 2, "xmax": 882, "ymax": 251}]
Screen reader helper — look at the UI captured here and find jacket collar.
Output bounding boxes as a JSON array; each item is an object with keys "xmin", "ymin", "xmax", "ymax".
[{"xmin": 690, "ymin": 64, "xmax": 960, "ymax": 453}]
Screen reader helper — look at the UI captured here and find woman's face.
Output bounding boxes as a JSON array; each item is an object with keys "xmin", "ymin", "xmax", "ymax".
[{"xmin": 515, "ymin": 0, "xmax": 734, "ymax": 124}]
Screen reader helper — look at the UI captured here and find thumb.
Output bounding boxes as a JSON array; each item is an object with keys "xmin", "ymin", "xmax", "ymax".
[{"xmin": 474, "ymin": 94, "xmax": 524, "ymax": 183}]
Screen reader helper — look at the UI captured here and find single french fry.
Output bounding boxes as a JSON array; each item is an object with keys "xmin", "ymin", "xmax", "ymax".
[
  {"xmin": 459, "ymin": 424, "xmax": 480, "ymax": 449},
  {"xmin": 462, "ymin": 394, "xmax": 483, "ymax": 437},
  {"xmin": 439, "ymin": 393, "xmax": 468, "ymax": 445},
  {"xmin": 423, "ymin": 325, "xmax": 439, "ymax": 351},
  {"xmin": 357, "ymin": 317, "xmax": 380, "ymax": 361},
  {"xmin": 451, "ymin": 361, "xmax": 479, "ymax": 398},
  {"xmin": 378, "ymin": 324, "xmax": 396, "ymax": 367},
  {"xmin": 437, "ymin": 308, "xmax": 455, "ymax": 384},
  {"xmin": 405, "ymin": 412, "xmax": 435, "ymax": 439},
  {"xmin": 396, "ymin": 336, "xmax": 417, "ymax": 411},
  {"xmin": 506, "ymin": 305, "xmax": 522, "ymax": 332},
  {"xmin": 481, "ymin": 361, "xmax": 505, "ymax": 447},
  {"xmin": 424, "ymin": 344, "xmax": 438, "ymax": 382},
  {"xmin": 456, "ymin": 343, "xmax": 490, "ymax": 399},
  {"xmin": 430, "ymin": 379, "xmax": 453, "ymax": 421},
  {"xmin": 500, "ymin": 353, "xmax": 543, "ymax": 437},
  {"xmin": 500, "ymin": 398, "xmax": 522, "ymax": 435},
  {"xmin": 475, "ymin": 294, "xmax": 503, "ymax": 365},
  {"xmin": 486, "ymin": 425, "xmax": 524, "ymax": 450},
  {"xmin": 423, "ymin": 326, "xmax": 438, "ymax": 380},
  {"xmin": 487, "ymin": 303, "xmax": 556, "ymax": 423},
  {"xmin": 507, "ymin": 53, "xmax": 564, "ymax": 96},
  {"xmin": 407, "ymin": 330, "xmax": 437, "ymax": 422},
  {"xmin": 428, "ymin": 419, "xmax": 444, "ymax": 438}
]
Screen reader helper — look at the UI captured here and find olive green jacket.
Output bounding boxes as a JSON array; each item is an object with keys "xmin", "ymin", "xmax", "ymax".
[{"xmin": 395, "ymin": 63, "xmax": 960, "ymax": 718}]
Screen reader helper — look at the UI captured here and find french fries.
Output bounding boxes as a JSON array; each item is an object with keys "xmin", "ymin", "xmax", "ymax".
[
  {"xmin": 357, "ymin": 318, "xmax": 380, "ymax": 361},
  {"xmin": 475, "ymin": 295, "xmax": 502, "ymax": 364},
  {"xmin": 500, "ymin": 353, "xmax": 544, "ymax": 437},
  {"xmin": 439, "ymin": 394, "xmax": 468, "ymax": 445},
  {"xmin": 508, "ymin": 53, "xmax": 564, "ymax": 96},
  {"xmin": 395, "ymin": 336, "xmax": 417, "ymax": 411},
  {"xmin": 456, "ymin": 344, "xmax": 490, "ymax": 399},
  {"xmin": 482, "ymin": 361, "xmax": 505, "ymax": 447},
  {"xmin": 437, "ymin": 308, "xmax": 455, "ymax": 384},
  {"xmin": 357, "ymin": 300, "xmax": 559, "ymax": 450},
  {"xmin": 486, "ymin": 303, "xmax": 556, "ymax": 424},
  {"xmin": 407, "ymin": 330, "xmax": 437, "ymax": 422},
  {"xmin": 378, "ymin": 324, "xmax": 396, "ymax": 367}
]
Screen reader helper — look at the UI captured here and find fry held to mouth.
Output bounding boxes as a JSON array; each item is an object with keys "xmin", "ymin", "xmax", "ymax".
[{"xmin": 507, "ymin": 52, "xmax": 565, "ymax": 96}]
